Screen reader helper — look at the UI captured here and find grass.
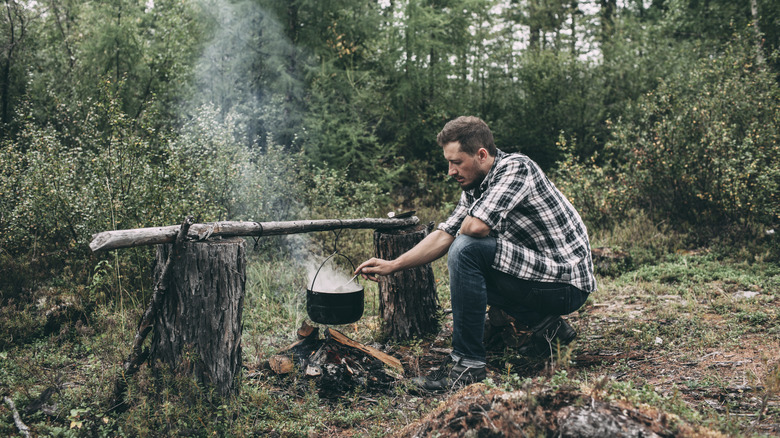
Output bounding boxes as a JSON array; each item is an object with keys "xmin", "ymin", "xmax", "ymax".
[{"xmin": 1, "ymin": 217, "xmax": 778, "ymax": 437}]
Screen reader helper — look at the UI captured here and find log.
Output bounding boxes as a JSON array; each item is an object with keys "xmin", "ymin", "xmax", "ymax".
[
  {"xmin": 89, "ymin": 217, "xmax": 420, "ymax": 252},
  {"xmin": 374, "ymin": 225, "xmax": 439, "ymax": 340},
  {"xmin": 326, "ymin": 328, "xmax": 404, "ymax": 373},
  {"xmin": 149, "ymin": 237, "xmax": 246, "ymax": 399}
]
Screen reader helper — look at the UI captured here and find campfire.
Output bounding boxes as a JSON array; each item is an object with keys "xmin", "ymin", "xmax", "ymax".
[{"xmin": 262, "ymin": 322, "xmax": 404, "ymax": 397}]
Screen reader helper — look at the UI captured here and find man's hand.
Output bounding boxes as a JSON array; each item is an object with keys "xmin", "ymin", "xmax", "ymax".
[
  {"xmin": 354, "ymin": 229, "xmax": 455, "ymax": 282},
  {"xmin": 354, "ymin": 257, "xmax": 397, "ymax": 282},
  {"xmin": 460, "ymin": 215, "xmax": 491, "ymax": 237}
]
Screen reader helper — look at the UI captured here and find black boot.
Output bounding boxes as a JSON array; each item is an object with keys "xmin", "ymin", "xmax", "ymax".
[
  {"xmin": 517, "ymin": 316, "xmax": 577, "ymax": 357},
  {"xmin": 411, "ymin": 355, "xmax": 486, "ymax": 393}
]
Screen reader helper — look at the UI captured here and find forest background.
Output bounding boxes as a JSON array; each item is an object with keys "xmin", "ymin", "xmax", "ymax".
[{"xmin": 1, "ymin": 0, "xmax": 779, "ymax": 436}]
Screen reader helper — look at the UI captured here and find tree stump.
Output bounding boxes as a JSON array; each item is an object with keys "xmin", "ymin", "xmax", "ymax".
[
  {"xmin": 374, "ymin": 225, "xmax": 439, "ymax": 340},
  {"xmin": 149, "ymin": 237, "xmax": 246, "ymax": 399}
]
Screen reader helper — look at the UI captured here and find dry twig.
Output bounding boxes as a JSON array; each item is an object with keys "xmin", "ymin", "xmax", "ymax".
[
  {"xmin": 4, "ymin": 396, "xmax": 31, "ymax": 438},
  {"xmin": 107, "ymin": 216, "xmax": 192, "ymax": 412}
]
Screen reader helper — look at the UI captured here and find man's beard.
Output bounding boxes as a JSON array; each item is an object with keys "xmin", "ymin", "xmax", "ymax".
[{"xmin": 455, "ymin": 169, "xmax": 487, "ymax": 191}]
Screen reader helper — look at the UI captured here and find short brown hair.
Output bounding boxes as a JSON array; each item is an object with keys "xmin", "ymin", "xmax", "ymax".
[{"xmin": 436, "ymin": 116, "xmax": 496, "ymax": 156}]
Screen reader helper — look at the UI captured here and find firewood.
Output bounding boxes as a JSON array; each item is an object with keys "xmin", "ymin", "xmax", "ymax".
[
  {"xmin": 325, "ymin": 328, "xmax": 404, "ymax": 373},
  {"xmin": 278, "ymin": 338, "xmax": 306, "ymax": 353},
  {"xmin": 305, "ymin": 364, "xmax": 322, "ymax": 377},
  {"xmin": 297, "ymin": 321, "xmax": 318, "ymax": 339}
]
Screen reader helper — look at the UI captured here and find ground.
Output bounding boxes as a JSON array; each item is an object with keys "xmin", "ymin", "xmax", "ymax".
[{"xmin": 2, "ymin": 252, "xmax": 778, "ymax": 436}]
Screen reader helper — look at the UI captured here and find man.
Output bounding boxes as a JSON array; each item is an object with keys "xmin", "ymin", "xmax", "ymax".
[{"xmin": 355, "ymin": 116, "xmax": 596, "ymax": 392}]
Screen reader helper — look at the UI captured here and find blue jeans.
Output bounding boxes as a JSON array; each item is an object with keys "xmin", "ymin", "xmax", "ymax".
[{"xmin": 448, "ymin": 235, "xmax": 589, "ymax": 365}]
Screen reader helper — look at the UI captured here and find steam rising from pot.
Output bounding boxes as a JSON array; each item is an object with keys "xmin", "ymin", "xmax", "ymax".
[{"xmin": 306, "ymin": 257, "xmax": 362, "ymax": 293}]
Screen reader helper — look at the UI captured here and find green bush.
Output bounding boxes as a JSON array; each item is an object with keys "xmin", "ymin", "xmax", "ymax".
[
  {"xmin": 552, "ymin": 134, "xmax": 635, "ymax": 231},
  {"xmin": 0, "ymin": 85, "xmax": 179, "ymax": 301},
  {"xmin": 167, "ymin": 104, "xmax": 307, "ymax": 224},
  {"xmin": 606, "ymin": 36, "xmax": 779, "ymax": 231}
]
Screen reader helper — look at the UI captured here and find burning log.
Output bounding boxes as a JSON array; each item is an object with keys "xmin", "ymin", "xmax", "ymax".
[
  {"xmin": 89, "ymin": 217, "xmax": 420, "ymax": 252},
  {"xmin": 264, "ymin": 324, "xmax": 404, "ymax": 397},
  {"xmin": 327, "ymin": 328, "xmax": 403, "ymax": 372}
]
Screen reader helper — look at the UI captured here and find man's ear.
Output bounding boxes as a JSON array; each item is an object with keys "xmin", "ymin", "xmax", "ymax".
[{"xmin": 477, "ymin": 147, "xmax": 488, "ymax": 161}]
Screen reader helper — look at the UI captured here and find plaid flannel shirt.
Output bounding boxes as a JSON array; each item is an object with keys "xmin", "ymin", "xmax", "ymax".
[{"xmin": 438, "ymin": 150, "xmax": 597, "ymax": 293}]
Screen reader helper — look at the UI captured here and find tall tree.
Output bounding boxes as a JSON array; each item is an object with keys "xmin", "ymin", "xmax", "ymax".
[
  {"xmin": 0, "ymin": 0, "xmax": 33, "ymax": 133},
  {"xmin": 598, "ymin": 0, "xmax": 616, "ymax": 45}
]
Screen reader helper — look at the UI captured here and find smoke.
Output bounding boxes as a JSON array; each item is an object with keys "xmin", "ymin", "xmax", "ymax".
[
  {"xmin": 190, "ymin": 0, "xmax": 264, "ymax": 120},
  {"xmin": 186, "ymin": 0, "xmax": 348, "ymax": 285},
  {"xmin": 189, "ymin": 0, "xmax": 306, "ymax": 148}
]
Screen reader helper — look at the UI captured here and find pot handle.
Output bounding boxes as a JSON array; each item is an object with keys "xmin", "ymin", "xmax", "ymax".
[{"xmin": 309, "ymin": 252, "xmax": 359, "ymax": 291}]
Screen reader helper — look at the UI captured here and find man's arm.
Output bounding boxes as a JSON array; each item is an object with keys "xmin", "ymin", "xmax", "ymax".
[
  {"xmin": 355, "ymin": 229, "xmax": 455, "ymax": 281},
  {"xmin": 460, "ymin": 215, "xmax": 491, "ymax": 237}
]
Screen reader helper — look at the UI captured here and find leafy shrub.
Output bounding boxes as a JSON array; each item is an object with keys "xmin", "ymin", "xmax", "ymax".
[
  {"xmin": 0, "ymin": 85, "xmax": 178, "ymax": 301},
  {"xmin": 552, "ymin": 134, "xmax": 635, "ymax": 231},
  {"xmin": 606, "ymin": 36, "xmax": 779, "ymax": 231},
  {"xmin": 296, "ymin": 165, "xmax": 389, "ymax": 262},
  {"xmin": 167, "ymin": 104, "xmax": 307, "ymax": 224}
]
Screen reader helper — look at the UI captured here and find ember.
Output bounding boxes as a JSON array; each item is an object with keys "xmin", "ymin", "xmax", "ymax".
[{"xmin": 263, "ymin": 322, "xmax": 404, "ymax": 397}]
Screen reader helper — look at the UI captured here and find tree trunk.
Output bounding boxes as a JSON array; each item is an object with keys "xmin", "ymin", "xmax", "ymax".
[
  {"xmin": 599, "ymin": 0, "xmax": 616, "ymax": 50},
  {"xmin": 374, "ymin": 225, "xmax": 438, "ymax": 340},
  {"xmin": 751, "ymin": 0, "xmax": 764, "ymax": 64},
  {"xmin": 150, "ymin": 237, "xmax": 246, "ymax": 399}
]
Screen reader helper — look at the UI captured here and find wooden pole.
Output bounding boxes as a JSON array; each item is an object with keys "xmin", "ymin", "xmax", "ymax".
[
  {"xmin": 90, "ymin": 217, "xmax": 420, "ymax": 252},
  {"xmin": 3, "ymin": 396, "xmax": 31, "ymax": 438}
]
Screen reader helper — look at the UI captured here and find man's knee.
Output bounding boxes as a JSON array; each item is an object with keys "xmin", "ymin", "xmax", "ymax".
[
  {"xmin": 448, "ymin": 235, "xmax": 476, "ymax": 262},
  {"xmin": 448, "ymin": 235, "xmax": 495, "ymax": 269}
]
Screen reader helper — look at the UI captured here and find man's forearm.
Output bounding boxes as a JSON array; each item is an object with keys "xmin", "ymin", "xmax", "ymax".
[
  {"xmin": 390, "ymin": 229, "xmax": 454, "ymax": 271},
  {"xmin": 460, "ymin": 215, "xmax": 491, "ymax": 237}
]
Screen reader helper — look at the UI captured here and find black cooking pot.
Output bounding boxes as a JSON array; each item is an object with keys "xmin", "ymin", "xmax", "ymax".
[{"xmin": 306, "ymin": 253, "xmax": 364, "ymax": 325}]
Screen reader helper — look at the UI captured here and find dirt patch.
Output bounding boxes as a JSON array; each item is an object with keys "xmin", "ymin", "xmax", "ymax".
[{"xmin": 394, "ymin": 291, "xmax": 780, "ymax": 437}]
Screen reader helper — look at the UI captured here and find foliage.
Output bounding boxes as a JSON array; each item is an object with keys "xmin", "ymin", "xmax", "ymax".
[
  {"xmin": 303, "ymin": 64, "xmax": 394, "ymax": 186},
  {"xmin": 552, "ymin": 134, "xmax": 634, "ymax": 230},
  {"xmin": 494, "ymin": 50, "xmax": 599, "ymax": 169},
  {"xmin": 606, "ymin": 36, "xmax": 780, "ymax": 231},
  {"xmin": 0, "ymin": 83, "xmax": 173, "ymax": 299},
  {"xmin": 169, "ymin": 104, "xmax": 305, "ymax": 223},
  {"xmin": 28, "ymin": 0, "xmax": 202, "ymax": 133},
  {"xmin": 0, "ymin": 87, "xmax": 312, "ymax": 312},
  {"xmin": 301, "ymin": 166, "xmax": 386, "ymax": 221},
  {"xmin": 0, "ymin": 0, "xmax": 36, "ymax": 130}
]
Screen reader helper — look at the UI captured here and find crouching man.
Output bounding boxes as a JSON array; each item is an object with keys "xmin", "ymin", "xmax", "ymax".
[{"xmin": 355, "ymin": 116, "xmax": 596, "ymax": 392}]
